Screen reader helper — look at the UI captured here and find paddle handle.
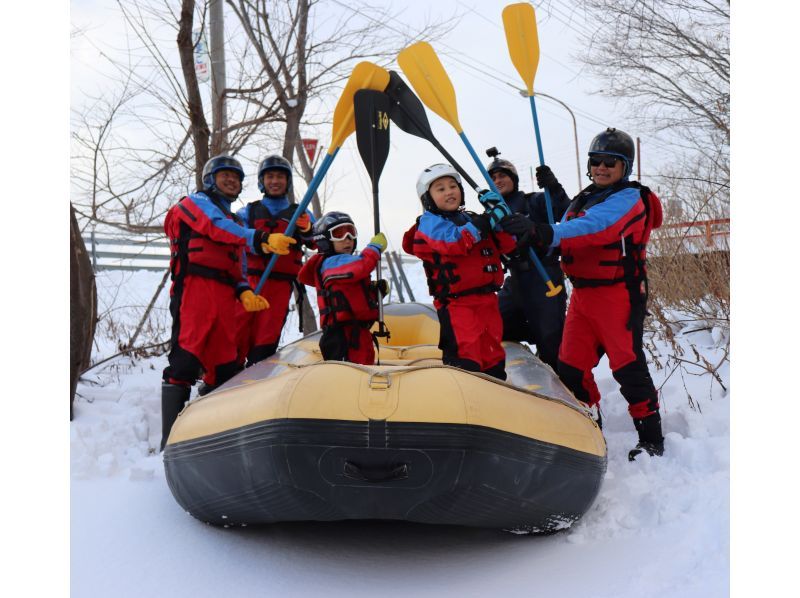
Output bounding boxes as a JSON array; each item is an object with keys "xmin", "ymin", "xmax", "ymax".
[
  {"xmin": 528, "ymin": 95, "xmax": 554, "ymax": 225},
  {"xmin": 254, "ymin": 149, "xmax": 339, "ymax": 295},
  {"xmin": 457, "ymin": 131, "xmax": 562, "ymax": 297}
]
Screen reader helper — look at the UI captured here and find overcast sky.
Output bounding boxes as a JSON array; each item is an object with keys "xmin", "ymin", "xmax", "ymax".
[{"xmin": 70, "ymin": 0, "xmax": 668, "ymax": 249}]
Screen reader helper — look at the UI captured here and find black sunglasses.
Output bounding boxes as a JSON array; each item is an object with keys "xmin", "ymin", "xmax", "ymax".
[{"xmin": 588, "ymin": 154, "xmax": 620, "ymax": 168}]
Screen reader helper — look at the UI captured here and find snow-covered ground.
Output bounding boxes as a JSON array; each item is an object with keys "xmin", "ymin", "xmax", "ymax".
[{"xmin": 68, "ymin": 264, "xmax": 731, "ymax": 597}]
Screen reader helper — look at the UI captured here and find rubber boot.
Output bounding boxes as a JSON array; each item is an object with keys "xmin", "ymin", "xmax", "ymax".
[
  {"xmin": 197, "ymin": 382, "xmax": 217, "ymax": 397},
  {"xmin": 160, "ymin": 383, "xmax": 191, "ymax": 452},
  {"xmin": 628, "ymin": 412, "xmax": 665, "ymax": 461}
]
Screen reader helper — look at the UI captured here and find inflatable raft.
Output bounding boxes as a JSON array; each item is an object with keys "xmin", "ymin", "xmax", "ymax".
[{"xmin": 163, "ymin": 303, "xmax": 606, "ymax": 532}]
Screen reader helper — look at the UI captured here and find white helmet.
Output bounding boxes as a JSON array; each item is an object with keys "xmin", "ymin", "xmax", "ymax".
[{"xmin": 415, "ymin": 164, "xmax": 462, "ymax": 200}]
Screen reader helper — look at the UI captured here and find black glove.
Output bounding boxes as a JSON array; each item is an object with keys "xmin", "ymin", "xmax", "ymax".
[
  {"xmin": 471, "ymin": 213, "xmax": 493, "ymax": 237},
  {"xmin": 535, "ymin": 165, "xmax": 559, "ymax": 190},
  {"xmin": 500, "ymin": 213, "xmax": 534, "ymax": 238},
  {"xmin": 533, "ymin": 222, "xmax": 554, "ymax": 248},
  {"xmin": 252, "ymin": 231, "xmax": 269, "ymax": 256},
  {"xmin": 375, "ymin": 278, "xmax": 390, "ymax": 296}
]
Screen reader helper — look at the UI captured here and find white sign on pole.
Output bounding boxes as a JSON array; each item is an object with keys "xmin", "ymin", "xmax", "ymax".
[{"xmin": 193, "ymin": 29, "xmax": 210, "ymax": 83}]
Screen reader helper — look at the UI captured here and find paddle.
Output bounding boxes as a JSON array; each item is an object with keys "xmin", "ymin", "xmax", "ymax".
[
  {"xmin": 398, "ymin": 41, "xmax": 562, "ymax": 297},
  {"xmin": 255, "ymin": 62, "xmax": 390, "ymax": 295},
  {"xmin": 502, "ymin": 2, "xmax": 554, "ymax": 225},
  {"xmin": 384, "ymin": 70, "xmax": 479, "ymax": 191},
  {"xmin": 354, "ymin": 88, "xmax": 392, "ymax": 340}
]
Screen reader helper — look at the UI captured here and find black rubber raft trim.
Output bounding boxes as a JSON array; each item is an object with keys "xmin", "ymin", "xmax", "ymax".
[{"xmin": 164, "ymin": 418, "xmax": 607, "ymax": 533}]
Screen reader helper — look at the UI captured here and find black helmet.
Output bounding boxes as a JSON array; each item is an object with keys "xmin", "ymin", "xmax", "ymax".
[
  {"xmin": 257, "ymin": 154, "xmax": 293, "ymax": 195},
  {"xmin": 202, "ymin": 155, "xmax": 245, "ymax": 196},
  {"xmin": 312, "ymin": 211, "xmax": 356, "ymax": 254},
  {"xmin": 486, "ymin": 154, "xmax": 519, "ymax": 192},
  {"xmin": 588, "ymin": 128, "xmax": 635, "ymax": 178}
]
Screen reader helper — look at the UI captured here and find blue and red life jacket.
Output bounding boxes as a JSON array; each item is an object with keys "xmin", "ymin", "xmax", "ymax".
[{"xmin": 560, "ymin": 181, "xmax": 662, "ymax": 291}]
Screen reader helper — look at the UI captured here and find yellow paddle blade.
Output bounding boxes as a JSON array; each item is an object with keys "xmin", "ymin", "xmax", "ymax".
[
  {"xmin": 329, "ymin": 62, "xmax": 390, "ymax": 153},
  {"xmin": 397, "ymin": 41, "xmax": 462, "ymax": 134},
  {"xmin": 502, "ymin": 2, "xmax": 540, "ymax": 96}
]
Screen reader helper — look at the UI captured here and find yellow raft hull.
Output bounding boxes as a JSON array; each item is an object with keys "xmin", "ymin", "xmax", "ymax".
[{"xmin": 164, "ymin": 303, "xmax": 606, "ymax": 532}]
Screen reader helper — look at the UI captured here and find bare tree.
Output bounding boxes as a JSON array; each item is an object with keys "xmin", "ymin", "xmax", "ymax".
[{"xmin": 71, "ymin": 0, "xmax": 456, "ymax": 351}]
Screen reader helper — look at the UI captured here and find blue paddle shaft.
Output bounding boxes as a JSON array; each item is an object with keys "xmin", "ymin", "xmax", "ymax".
[
  {"xmin": 254, "ymin": 148, "xmax": 339, "ymax": 295},
  {"xmin": 457, "ymin": 131, "xmax": 557, "ymax": 288},
  {"xmin": 528, "ymin": 96, "xmax": 555, "ymax": 225}
]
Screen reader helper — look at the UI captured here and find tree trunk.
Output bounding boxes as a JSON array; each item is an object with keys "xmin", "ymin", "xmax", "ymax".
[
  {"xmin": 70, "ymin": 203, "xmax": 97, "ymax": 420},
  {"xmin": 177, "ymin": 0, "xmax": 211, "ymax": 189}
]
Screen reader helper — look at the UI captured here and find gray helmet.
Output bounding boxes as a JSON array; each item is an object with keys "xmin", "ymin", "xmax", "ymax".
[
  {"xmin": 257, "ymin": 154, "xmax": 293, "ymax": 195},
  {"xmin": 202, "ymin": 155, "xmax": 245, "ymax": 196},
  {"xmin": 588, "ymin": 128, "xmax": 635, "ymax": 178},
  {"xmin": 312, "ymin": 211, "xmax": 356, "ymax": 254}
]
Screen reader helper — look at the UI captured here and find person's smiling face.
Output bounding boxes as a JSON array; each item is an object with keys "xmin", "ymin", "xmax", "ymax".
[
  {"xmin": 214, "ymin": 169, "xmax": 242, "ymax": 197},
  {"xmin": 262, "ymin": 170, "xmax": 288, "ymax": 196},
  {"xmin": 589, "ymin": 154, "xmax": 625, "ymax": 188},
  {"xmin": 428, "ymin": 176, "xmax": 462, "ymax": 212},
  {"xmin": 490, "ymin": 170, "xmax": 514, "ymax": 196}
]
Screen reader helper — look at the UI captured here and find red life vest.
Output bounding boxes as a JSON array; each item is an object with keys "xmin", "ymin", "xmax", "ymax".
[
  {"xmin": 303, "ymin": 253, "xmax": 379, "ymax": 327},
  {"xmin": 561, "ymin": 181, "xmax": 662, "ymax": 290},
  {"xmin": 402, "ymin": 219, "xmax": 505, "ymax": 303},
  {"xmin": 244, "ymin": 201, "xmax": 305, "ymax": 280},
  {"xmin": 165, "ymin": 196, "xmax": 245, "ymax": 288}
]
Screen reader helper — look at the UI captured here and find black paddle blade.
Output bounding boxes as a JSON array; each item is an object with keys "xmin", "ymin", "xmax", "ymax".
[
  {"xmin": 354, "ymin": 89, "xmax": 391, "ymax": 185},
  {"xmin": 384, "ymin": 70, "xmax": 435, "ymax": 140},
  {"xmin": 384, "ymin": 70, "xmax": 480, "ymax": 191}
]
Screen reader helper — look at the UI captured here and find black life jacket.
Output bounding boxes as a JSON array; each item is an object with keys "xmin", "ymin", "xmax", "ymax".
[{"xmin": 244, "ymin": 200, "xmax": 305, "ymax": 280}]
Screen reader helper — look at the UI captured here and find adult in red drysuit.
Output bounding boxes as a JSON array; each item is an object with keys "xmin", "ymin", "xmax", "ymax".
[
  {"xmin": 402, "ymin": 164, "xmax": 517, "ymax": 380},
  {"xmin": 160, "ymin": 155, "xmax": 295, "ymax": 451},
  {"xmin": 297, "ymin": 212, "xmax": 387, "ymax": 365},
  {"xmin": 234, "ymin": 155, "xmax": 315, "ymax": 368},
  {"xmin": 501, "ymin": 128, "xmax": 665, "ymax": 461}
]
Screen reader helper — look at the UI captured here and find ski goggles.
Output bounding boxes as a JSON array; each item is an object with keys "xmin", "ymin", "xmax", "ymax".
[
  {"xmin": 327, "ymin": 222, "xmax": 358, "ymax": 241},
  {"xmin": 588, "ymin": 154, "xmax": 623, "ymax": 168}
]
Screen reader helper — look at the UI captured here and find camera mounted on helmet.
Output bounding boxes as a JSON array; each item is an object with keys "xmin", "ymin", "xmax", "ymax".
[
  {"xmin": 257, "ymin": 154, "xmax": 293, "ymax": 196},
  {"xmin": 416, "ymin": 164, "xmax": 465, "ymax": 213},
  {"xmin": 484, "ymin": 147, "xmax": 519, "ymax": 193}
]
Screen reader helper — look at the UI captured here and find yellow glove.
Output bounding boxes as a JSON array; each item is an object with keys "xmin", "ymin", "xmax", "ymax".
[
  {"xmin": 261, "ymin": 233, "xmax": 297, "ymax": 256},
  {"xmin": 369, "ymin": 232, "xmax": 387, "ymax": 252},
  {"xmin": 240, "ymin": 290, "xmax": 269, "ymax": 312},
  {"xmin": 296, "ymin": 213, "xmax": 312, "ymax": 233}
]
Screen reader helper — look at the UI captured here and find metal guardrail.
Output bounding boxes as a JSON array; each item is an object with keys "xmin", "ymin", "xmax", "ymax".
[
  {"xmin": 655, "ymin": 218, "xmax": 730, "ymax": 248},
  {"xmin": 83, "ymin": 234, "xmax": 170, "ymax": 272}
]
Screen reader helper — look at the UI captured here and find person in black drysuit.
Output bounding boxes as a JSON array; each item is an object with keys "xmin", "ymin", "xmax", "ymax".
[{"xmin": 487, "ymin": 151, "xmax": 570, "ymax": 371}]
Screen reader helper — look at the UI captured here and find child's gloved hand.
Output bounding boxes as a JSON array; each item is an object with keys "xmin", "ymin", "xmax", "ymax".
[
  {"xmin": 374, "ymin": 278, "xmax": 390, "ymax": 296},
  {"xmin": 470, "ymin": 213, "xmax": 492, "ymax": 237},
  {"xmin": 483, "ymin": 201, "xmax": 511, "ymax": 230},
  {"xmin": 239, "ymin": 290, "xmax": 269, "ymax": 312},
  {"xmin": 477, "ymin": 189, "xmax": 503, "ymax": 206},
  {"xmin": 296, "ymin": 213, "xmax": 312, "ymax": 233},
  {"xmin": 369, "ymin": 232, "xmax": 387, "ymax": 252}
]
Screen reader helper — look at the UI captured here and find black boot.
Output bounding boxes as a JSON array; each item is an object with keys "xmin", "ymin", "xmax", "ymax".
[
  {"xmin": 197, "ymin": 382, "xmax": 217, "ymax": 397},
  {"xmin": 628, "ymin": 413, "xmax": 665, "ymax": 461},
  {"xmin": 160, "ymin": 383, "xmax": 191, "ymax": 452}
]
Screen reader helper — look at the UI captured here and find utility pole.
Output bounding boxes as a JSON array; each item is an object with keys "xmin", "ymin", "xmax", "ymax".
[
  {"xmin": 637, "ymin": 136, "xmax": 641, "ymax": 181},
  {"xmin": 209, "ymin": 0, "xmax": 227, "ymax": 154}
]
